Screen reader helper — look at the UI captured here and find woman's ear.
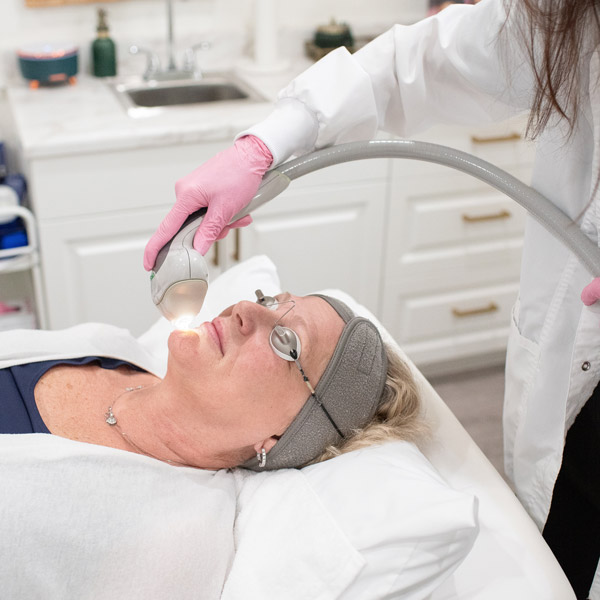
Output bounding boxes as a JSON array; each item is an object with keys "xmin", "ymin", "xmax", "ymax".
[{"xmin": 253, "ymin": 436, "xmax": 279, "ymax": 454}]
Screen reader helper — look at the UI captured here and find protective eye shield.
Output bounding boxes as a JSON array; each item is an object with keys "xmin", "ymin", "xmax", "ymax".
[
  {"xmin": 241, "ymin": 294, "xmax": 388, "ymax": 471},
  {"xmin": 254, "ymin": 290, "xmax": 303, "ymax": 361}
]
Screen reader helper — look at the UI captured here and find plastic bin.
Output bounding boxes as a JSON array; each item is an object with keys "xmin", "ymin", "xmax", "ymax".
[{"xmin": 0, "ymin": 300, "xmax": 37, "ymax": 331}]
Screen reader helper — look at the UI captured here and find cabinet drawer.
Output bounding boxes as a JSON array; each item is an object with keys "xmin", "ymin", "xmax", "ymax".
[
  {"xmin": 402, "ymin": 327, "xmax": 510, "ymax": 373},
  {"xmin": 401, "ymin": 116, "xmax": 535, "ymax": 176},
  {"xmin": 28, "ymin": 141, "xmax": 229, "ymax": 220},
  {"xmin": 282, "ymin": 158, "xmax": 389, "ymax": 190},
  {"xmin": 393, "ymin": 239, "xmax": 523, "ymax": 294},
  {"xmin": 28, "ymin": 146, "xmax": 389, "ymax": 222},
  {"xmin": 398, "ymin": 282, "xmax": 519, "ymax": 343},
  {"xmin": 406, "ymin": 187, "xmax": 526, "ymax": 251}
]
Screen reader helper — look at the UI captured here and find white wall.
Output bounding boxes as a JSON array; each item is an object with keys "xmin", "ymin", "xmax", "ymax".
[{"xmin": 0, "ymin": 0, "xmax": 427, "ymax": 84}]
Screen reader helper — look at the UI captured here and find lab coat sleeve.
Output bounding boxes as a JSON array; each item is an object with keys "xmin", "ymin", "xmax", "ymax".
[{"xmin": 242, "ymin": 0, "xmax": 534, "ymax": 166}]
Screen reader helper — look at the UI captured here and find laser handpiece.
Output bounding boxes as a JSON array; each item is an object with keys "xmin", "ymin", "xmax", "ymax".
[{"xmin": 149, "ymin": 170, "xmax": 291, "ymax": 325}]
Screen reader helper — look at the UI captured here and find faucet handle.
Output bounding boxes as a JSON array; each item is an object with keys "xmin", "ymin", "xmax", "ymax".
[
  {"xmin": 129, "ymin": 45, "xmax": 161, "ymax": 80},
  {"xmin": 182, "ymin": 41, "xmax": 211, "ymax": 78}
]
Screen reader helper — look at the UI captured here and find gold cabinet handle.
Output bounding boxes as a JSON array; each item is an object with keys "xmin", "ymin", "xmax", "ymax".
[
  {"xmin": 233, "ymin": 228, "xmax": 240, "ymax": 262},
  {"xmin": 452, "ymin": 302, "xmax": 499, "ymax": 318},
  {"xmin": 462, "ymin": 209, "xmax": 511, "ymax": 223},
  {"xmin": 212, "ymin": 241, "xmax": 219, "ymax": 267},
  {"xmin": 471, "ymin": 132, "xmax": 522, "ymax": 144}
]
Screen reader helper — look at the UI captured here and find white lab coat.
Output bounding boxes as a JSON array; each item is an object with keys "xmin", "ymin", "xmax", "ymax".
[{"xmin": 244, "ymin": 0, "xmax": 600, "ymax": 532}]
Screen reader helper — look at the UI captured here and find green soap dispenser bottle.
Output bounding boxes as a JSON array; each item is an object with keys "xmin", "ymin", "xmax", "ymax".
[{"xmin": 92, "ymin": 8, "xmax": 117, "ymax": 77}]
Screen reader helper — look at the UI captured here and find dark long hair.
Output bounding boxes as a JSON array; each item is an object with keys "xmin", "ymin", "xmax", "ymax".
[{"xmin": 506, "ymin": 0, "xmax": 600, "ymax": 138}]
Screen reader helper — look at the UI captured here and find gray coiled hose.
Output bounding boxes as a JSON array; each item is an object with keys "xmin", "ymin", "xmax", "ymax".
[{"xmin": 238, "ymin": 139, "xmax": 600, "ymax": 277}]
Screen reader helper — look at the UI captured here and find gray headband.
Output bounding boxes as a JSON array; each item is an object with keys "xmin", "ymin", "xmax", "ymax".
[{"xmin": 241, "ymin": 294, "xmax": 388, "ymax": 471}]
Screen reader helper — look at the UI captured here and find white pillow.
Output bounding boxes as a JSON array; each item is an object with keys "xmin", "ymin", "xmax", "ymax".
[
  {"xmin": 302, "ymin": 443, "xmax": 478, "ymax": 600},
  {"xmin": 300, "ymin": 287, "xmax": 479, "ymax": 598},
  {"xmin": 138, "ymin": 256, "xmax": 478, "ymax": 599}
]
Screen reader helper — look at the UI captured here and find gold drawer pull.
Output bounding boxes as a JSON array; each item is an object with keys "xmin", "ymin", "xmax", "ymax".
[
  {"xmin": 212, "ymin": 241, "xmax": 219, "ymax": 267},
  {"xmin": 233, "ymin": 228, "xmax": 241, "ymax": 262},
  {"xmin": 471, "ymin": 132, "xmax": 522, "ymax": 144},
  {"xmin": 452, "ymin": 302, "xmax": 499, "ymax": 318},
  {"xmin": 462, "ymin": 209, "xmax": 511, "ymax": 223}
]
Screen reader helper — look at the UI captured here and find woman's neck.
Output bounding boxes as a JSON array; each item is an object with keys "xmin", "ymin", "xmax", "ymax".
[{"xmin": 105, "ymin": 372, "xmax": 241, "ymax": 469}]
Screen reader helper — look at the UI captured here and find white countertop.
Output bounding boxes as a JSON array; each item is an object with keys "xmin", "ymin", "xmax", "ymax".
[{"xmin": 6, "ymin": 61, "xmax": 310, "ymax": 160}]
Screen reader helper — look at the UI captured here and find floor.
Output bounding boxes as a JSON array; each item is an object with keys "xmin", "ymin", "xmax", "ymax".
[{"xmin": 428, "ymin": 364, "xmax": 508, "ymax": 482}]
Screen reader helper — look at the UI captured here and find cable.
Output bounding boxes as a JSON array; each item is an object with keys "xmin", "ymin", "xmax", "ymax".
[{"xmin": 244, "ymin": 139, "xmax": 600, "ymax": 277}]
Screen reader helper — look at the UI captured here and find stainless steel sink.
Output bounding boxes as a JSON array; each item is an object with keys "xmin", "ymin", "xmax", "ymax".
[{"xmin": 112, "ymin": 73, "xmax": 266, "ymax": 116}]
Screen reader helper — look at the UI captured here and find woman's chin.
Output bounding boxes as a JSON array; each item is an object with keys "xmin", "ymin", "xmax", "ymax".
[{"xmin": 167, "ymin": 328, "xmax": 201, "ymax": 357}]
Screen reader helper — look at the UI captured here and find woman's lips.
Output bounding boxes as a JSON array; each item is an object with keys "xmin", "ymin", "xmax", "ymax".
[{"xmin": 205, "ymin": 319, "xmax": 224, "ymax": 355}]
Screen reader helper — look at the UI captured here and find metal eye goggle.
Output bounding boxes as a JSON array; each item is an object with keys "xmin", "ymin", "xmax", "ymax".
[{"xmin": 255, "ymin": 289, "xmax": 302, "ymax": 362}]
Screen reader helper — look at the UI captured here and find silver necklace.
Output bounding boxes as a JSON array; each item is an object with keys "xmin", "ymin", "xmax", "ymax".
[{"xmin": 105, "ymin": 385, "xmax": 190, "ymax": 467}]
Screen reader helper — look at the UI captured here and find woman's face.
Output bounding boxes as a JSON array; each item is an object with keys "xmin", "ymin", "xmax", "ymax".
[{"xmin": 165, "ymin": 293, "xmax": 345, "ymax": 460}]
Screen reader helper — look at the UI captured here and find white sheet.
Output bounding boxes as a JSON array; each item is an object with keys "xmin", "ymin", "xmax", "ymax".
[
  {"xmin": 321, "ymin": 289, "xmax": 576, "ymax": 600},
  {"xmin": 0, "ymin": 256, "xmax": 577, "ymax": 598},
  {"xmin": 424, "ymin": 380, "xmax": 575, "ymax": 599},
  {"xmin": 0, "ymin": 435, "xmax": 236, "ymax": 600},
  {"xmin": 222, "ymin": 469, "xmax": 366, "ymax": 600}
]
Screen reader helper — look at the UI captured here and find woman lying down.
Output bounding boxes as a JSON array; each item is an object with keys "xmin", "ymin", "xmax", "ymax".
[
  {"xmin": 1, "ymin": 290, "xmax": 424, "ymax": 470},
  {"xmin": 0, "ymin": 290, "xmax": 432, "ymax": 599}
]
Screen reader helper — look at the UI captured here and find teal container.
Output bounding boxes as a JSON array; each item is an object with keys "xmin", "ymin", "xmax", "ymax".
[{"xmin": 17, "ymin": 44, "xmax": 79, "ymax": 86}]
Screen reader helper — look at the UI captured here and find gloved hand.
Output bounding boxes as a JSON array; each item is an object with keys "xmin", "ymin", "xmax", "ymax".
[
  {"xmin": 143, "ymin": 135, "xmax": 273, "ymax": 271},
  {"xmin": 581, "ymin": 278, "xmax": 600, "ymax": 308}
]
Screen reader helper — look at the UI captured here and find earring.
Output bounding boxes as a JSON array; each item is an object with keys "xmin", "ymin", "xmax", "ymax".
[{"xmin": 257, "ymin": 448, "xmax": 267, "ymax": 468}]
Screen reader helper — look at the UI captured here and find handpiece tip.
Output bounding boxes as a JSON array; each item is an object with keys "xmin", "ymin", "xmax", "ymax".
[{"xmin": 172, "ymin": 314, "xmax": 196, "ymax": 330}]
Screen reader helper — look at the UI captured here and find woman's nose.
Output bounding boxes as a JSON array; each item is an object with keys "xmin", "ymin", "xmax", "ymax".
[{"xmin": 232, "ymin": 300, "xmax": 270, "ymax": 335}]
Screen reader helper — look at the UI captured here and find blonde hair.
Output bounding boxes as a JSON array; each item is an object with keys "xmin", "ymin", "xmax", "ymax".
[{"xmin": 310, "ymin": 343, "xmax": 427, "ymax": 464}]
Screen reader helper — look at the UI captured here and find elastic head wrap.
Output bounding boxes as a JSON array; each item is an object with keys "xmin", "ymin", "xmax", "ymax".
[{"xmin": 241, "ymin": 294, "xmax": 388, "ymax": 471}]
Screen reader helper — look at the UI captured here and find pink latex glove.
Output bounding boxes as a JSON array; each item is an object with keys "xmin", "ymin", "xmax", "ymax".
[
  {"xmin": 143, "ymin": 135, "xmax": 273, "ymax": 271},
  {"xmin": 581, "ymin": 278, "xmax": 600, "ymax": 306}
]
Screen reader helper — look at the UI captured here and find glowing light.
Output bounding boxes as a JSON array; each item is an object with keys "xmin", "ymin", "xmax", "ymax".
[{"xmin": 172, "ymin": 314, "xmax": 196, "ymax": 330}]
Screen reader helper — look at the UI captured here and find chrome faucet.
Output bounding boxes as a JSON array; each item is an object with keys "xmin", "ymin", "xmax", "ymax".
[
  {"xmin": 130, "ymin": 0, "xmax": 210, "ymax": 81},
  {"xmin": 129, "ymin": 45, "xmax": 161, "ymax": 80},
  {"xmin": 166, "ymin": 0, "xmax": 176, "ymax": 72}
]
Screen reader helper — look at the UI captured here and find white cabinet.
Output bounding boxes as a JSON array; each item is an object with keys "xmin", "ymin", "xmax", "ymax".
[
  {"xmin": 24, "ymin": 117, "xmax": 533, "ymax": 373},
  {"xmin": 38, "ymin": 208, "xmax": 166, "ymax": 333},
  {"xmin": 27, "ymin": 141, "xmax": 228, "ymax": 336},
  {"xmin": 25, "ymin": 143, "xmax": 389, "ymax": 336},
  {"xmin": 237, "ymin": 159, "xmax": 389, "ymax": 316},
  {"xmin": 381, "ymin": 118, "xmax": 535, "ymax": 375}
]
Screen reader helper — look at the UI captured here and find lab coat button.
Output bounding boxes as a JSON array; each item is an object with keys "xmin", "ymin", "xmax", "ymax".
[{"xmin": 582, "ymin": 361, "xmax": 591, "ymax": 371}]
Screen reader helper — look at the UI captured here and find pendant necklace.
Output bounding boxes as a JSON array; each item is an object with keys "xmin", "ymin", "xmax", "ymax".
[{"xmin": 105, "ymin": 384, "xmax": 190, "ymax": 467}]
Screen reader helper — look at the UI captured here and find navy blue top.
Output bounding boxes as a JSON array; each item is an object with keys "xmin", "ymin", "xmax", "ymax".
[{"xmin": 0, "ymin": 356, "xmax": 144, "ymax": 434}]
